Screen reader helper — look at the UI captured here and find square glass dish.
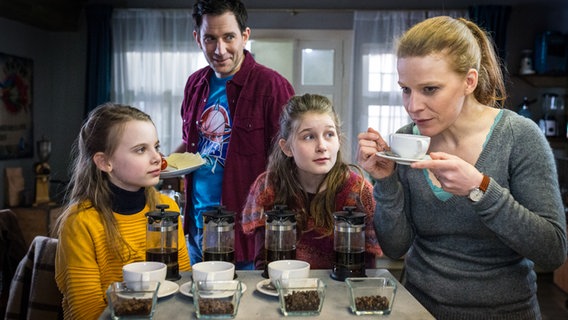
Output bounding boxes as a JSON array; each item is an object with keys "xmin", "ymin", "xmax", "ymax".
[
  {"xmin": 107, "ymin": 281, "xmax": 160, "ymax": 320},
  {"xmin": 345, "ymin": 277, "xmax": 397, "ymax": 315},
  {"xmin": 276, "ymin": 278, "xmax": 326, "ymax": 317},
  {"xmin": 192, "ymin": 280, "xmax": 242, "ymax": 319}
]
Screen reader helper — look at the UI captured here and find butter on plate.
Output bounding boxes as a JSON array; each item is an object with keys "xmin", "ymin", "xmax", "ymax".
[{"xmin": 166, "ymin": 152, "xmax": 203, "ymax": 169}]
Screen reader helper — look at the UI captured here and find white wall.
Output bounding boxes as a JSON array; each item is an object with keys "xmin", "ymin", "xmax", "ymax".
[{"xmin": 0, "ymin": 17, "xmax": 86, "ymax": 207}]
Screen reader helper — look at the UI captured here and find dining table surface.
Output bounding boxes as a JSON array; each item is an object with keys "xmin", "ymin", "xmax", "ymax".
[{"xmin": 99, "ymin": 268, "xmax": 435, "ymax": 319}]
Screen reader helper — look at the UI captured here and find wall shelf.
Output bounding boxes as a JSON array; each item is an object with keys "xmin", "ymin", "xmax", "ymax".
[{"xmin": 517, "ymin": 74, "xmax": 568, "ymax": 88}]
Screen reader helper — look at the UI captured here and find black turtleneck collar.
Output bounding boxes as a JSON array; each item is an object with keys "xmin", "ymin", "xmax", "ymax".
[{"xmin": 109, "ymin": 183, "xmax": 146, "ymax": 215}]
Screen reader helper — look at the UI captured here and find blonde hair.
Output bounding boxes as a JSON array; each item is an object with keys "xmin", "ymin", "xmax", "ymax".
[
  {"xmin": 397, "ymin": 16, "xmax": 507, "ymax": 107},
  {"xmin": 54, "ymin": 103, "xmax": 160, "ymax": 261}
]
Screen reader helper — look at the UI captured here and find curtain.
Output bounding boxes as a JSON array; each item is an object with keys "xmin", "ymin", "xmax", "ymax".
[
  {"xmin": 351, "ymin": 10, "xmax": 467, "ymax": 156},
  {"xmin": 86, "ymin": 5, "xmax": 112, "ymax": 116},
  {"xmin": 111, "ymin": 9, "xmax": 205, "ymax": 155},
  {"xmin": 468, "ymin": 6, "xmax": 511, "ymax": 63}
]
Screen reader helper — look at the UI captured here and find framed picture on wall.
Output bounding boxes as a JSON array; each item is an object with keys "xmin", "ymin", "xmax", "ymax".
[{"xmin": 0, "ymin": 52, "xmax": 33, "ymax": 159}]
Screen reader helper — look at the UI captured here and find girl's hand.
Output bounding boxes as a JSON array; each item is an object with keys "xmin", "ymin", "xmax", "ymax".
[
  {"xmin": 357, "ymin": 127, "xmax": 396, "ymax": 180},
  {"xmin": 411, "ymin": 151, "xmax": 483, "ymax": 196}
]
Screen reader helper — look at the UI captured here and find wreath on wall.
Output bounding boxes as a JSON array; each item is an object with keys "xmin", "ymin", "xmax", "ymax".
[
  {"xmin": 1, "ymin": 73, "xmax": 30, "ymax": 114},
  {"xmin": 1, "ymin": 56, "xmax": 31, "ymax": 114}
]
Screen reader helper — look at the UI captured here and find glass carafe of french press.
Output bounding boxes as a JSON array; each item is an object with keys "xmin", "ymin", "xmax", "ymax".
[
  {"xmin": 331, "ymin": 206, "xmax": 366, "ymax": 281},
  {"xmin": 146, "ymin": 204, "xmax": 180, "ymax": 280},
  {"xmin": 263, "ymin": 205, "xmax": 297, "ymax": 278},
  {"xmin": 202, "ymin": 205, "xmax": 235, "ymax": 263}
]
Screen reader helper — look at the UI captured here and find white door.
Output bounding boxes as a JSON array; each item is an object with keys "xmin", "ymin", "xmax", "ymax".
[{"xmin": 247, "ymin": 29, "xmax": 355, "ymax": 161}]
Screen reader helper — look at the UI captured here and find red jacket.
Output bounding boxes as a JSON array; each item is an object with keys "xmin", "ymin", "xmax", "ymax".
[{"xmin": 180, "ymin": 50, "xmax": 295, "ymax": 262}]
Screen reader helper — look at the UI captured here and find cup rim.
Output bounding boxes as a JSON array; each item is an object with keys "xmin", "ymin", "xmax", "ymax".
[
  {"xmin": 390, "ymin": 133, "xmax": 430, "ymax": 139},
  {"xmin": 267, "ymin": 259, "xmax": 310, "ymax": 269},
  {"xmin": 192, "ymin": 260, "xmax": 235, "ymax": 272},
  {"xmin": 123, "ymin": 261, "xmax": 167, "ymax": 272}
]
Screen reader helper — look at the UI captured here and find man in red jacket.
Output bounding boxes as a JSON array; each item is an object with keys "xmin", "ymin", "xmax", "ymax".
[{"xmin": 176, "ymin": 0, "xmax": 294, "ymax": 268}]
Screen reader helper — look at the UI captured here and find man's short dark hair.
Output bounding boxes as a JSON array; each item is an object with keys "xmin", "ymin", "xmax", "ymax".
[{"xmin": 192, "ymin": 0, "xmax": 248, "ymax": 33}]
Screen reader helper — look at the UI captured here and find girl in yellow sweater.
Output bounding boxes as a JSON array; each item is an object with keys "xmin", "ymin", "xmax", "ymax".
[{"xmin": 54, "ymin": 103, "xmax": 190, "ymax": 320}]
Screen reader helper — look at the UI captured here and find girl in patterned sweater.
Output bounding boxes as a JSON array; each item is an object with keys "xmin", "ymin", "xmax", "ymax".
[{"xmin": 242, "ymin": 94, "xmax": 382, "ymax": 270}]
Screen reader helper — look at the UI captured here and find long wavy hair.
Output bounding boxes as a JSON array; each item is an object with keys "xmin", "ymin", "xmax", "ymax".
[
  {"xmin": 396, "ymin": 16, "xmax": 507, "ymax": 108},
  {"xmin": 54, "ymin": 103, "xmax": 160, "ymax": 261},
  {"xmin": 266, "ymin": 94, "xmax": 362, "ymax": 236}
]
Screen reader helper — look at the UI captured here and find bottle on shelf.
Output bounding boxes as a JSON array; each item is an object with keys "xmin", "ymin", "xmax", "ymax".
[
  {"xmin": 518, "ymin": 97, "xmax": 533, "ymax": 119},
  {"xmin": 539, "ymin": 93, "xmax": 560, "ymax": 137}
]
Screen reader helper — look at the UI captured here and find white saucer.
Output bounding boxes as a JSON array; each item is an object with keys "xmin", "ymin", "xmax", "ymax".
[
  {"xmin": 179, "ymin": 280, "xmax": 247, "ymax": 298},
  {"xmin": 376, "ymin": 151, "xmax": 431, "ymax": 166},
  {"xmin": 255, "ymin": 279, "xmax": 278, "ymax": 297},
  {"xmin": 158, "ymin": 280, "xmax": 179, "ymax": 298},
  {"xmin": 160, "ymin": 162, "xmax": 205, "ymax": 179}
]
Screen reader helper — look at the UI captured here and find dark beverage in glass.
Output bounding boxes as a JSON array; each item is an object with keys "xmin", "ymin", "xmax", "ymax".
[
  {"xmin": 262, "ymin": 249, "xmax": 296, "ymax": 278},
  {"xmin": 203, "ymin": 246, "xmax": 235, "ymax": 264},
  {"xmin": 146, "ymin": 247, "xmax": 179, "ymax": 280},
  {"xmin": 332, "ymin": 247, "xmax": 365, "ymax": 278},
  {"xmin": 266, "ymin": 248, "xmax": 296, "ymax": 262}
]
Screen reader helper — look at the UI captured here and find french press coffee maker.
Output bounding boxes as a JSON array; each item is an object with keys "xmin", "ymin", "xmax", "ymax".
[
  {"xmin": 202, "ymin": 205, "xmax": 236, "ymax": 263},
  {"xmin": 146, "ymin": 204, "xmax": 180, "ymax": 280},
  {"xmin": 263, "ymin": 204, "xmax": 297, "ymax": 278},
  {"xmin": 331, "ymin": 206, "xmax": 366, "ymax": 281}
]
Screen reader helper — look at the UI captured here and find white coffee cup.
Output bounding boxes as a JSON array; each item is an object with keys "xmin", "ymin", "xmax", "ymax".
[
  {"xmin": 268, "ymin": 260, "xmax": 310, "ymax": 288},
  {"xmin": 123, "ymin": 261, "xmax": 167, "ymax": 284},
  {"xmin": 389, "ymin": 133, "xmax": 430, "ymax": 159},
  {"xmin": 192, "ymin": 261, "xmax": 235, "ymax": 283}
]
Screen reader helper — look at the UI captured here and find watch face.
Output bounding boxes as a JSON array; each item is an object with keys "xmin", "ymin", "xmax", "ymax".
[{"xmin": 469, "ymin": 188, "xmax": 483, "ymax": 202}]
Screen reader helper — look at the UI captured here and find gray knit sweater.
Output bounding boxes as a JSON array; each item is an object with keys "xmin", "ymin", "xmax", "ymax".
[{"xmin": 374, "ymin": 109, "xmax": 567, "ymax": 320}]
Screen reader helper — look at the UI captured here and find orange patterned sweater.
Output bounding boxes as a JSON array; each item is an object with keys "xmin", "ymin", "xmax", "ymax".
[{"xmin": 242, "ymin": 170, "xmax": 382, "ymax": 270}]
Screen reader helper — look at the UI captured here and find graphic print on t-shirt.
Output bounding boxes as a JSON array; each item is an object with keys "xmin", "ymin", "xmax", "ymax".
[{"xmin": 198, "ymin": 99, "xmax": 231, "ymax": 169}]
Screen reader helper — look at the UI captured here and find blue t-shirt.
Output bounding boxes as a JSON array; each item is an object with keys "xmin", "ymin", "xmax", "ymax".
[{"xmin": 191, "ymin": 75, "xmax": 233, "ymax": 228}]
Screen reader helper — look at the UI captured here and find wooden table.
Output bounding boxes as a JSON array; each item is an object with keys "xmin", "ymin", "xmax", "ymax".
[{"xmin": 99, "ymin": 268, "xmax": 434, "ymax": 319}]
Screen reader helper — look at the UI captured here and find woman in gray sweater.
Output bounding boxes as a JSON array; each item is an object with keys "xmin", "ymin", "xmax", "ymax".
[{"xmin": 357, "ymin": 16, "xmax": 567, "ymax": 319}]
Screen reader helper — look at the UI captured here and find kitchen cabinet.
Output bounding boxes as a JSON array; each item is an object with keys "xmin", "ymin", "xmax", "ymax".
[
  {"xmin": 554, "ymin": 241, "xmax": 568, "ymax": 294},
  {"xmin": 11, "ymin": 205, "xmax": 62, "ymax": 247}
]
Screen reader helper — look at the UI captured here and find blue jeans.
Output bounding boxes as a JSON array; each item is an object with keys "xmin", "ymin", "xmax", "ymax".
[{"xmin": 186, "ymin": 224, "xmax": 203, "ymax": 266}]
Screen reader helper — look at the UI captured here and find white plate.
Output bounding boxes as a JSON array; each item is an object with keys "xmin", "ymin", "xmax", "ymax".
[
  {"xmin": 158, "ymin": 280, "xmax": 179, "ymax": 298},
  {"xmin": 255, "ymin": 279, "xmax": 278, "ymax": 297},
  {"xmin": 376, "ymin": 151, "xmax": 431, "ymax": 166},
  {"xmin": 179, "ymin": 280, "xmax": 247, "ymax": 298},
  {"xmin": 160, "ymin": 159, "xmax": 206, "ymax": 179}
]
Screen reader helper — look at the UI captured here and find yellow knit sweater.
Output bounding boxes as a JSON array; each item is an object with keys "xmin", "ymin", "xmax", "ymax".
[{"xmin": 55, "ymin": 194, "xmax": 190, "ymax": 320}]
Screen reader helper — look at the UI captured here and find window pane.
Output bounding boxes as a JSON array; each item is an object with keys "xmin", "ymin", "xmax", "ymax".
[
  {"xmin": 301, "ymin": 49, "xmax": 334, "ymax": 86},
  {"xmin": 247, "ymin": 40, "xmax": 294, "ymax": 84},
  {"xmin": 368, "ymin": 105, "xmax": 410, "ymax": 137},
  {"xmin": 368, "ymin": 53, "xmax": 397, "ymax": 92}
]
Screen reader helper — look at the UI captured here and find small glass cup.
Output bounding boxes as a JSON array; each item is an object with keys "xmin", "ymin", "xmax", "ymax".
[
  {"xmin": 192, "ymin": 280, "xmax": 242, "ymax": 319},
  {"xmin": 107, "ymin": 281, "xmax": 160, "ymax": 320},
  {"xmin": 346, "ymin": 277, "xmax": 397, "ymax": 315},
  {"xmin": 276, "ymin": 278, "xmax": 326, "ymax": 317}
]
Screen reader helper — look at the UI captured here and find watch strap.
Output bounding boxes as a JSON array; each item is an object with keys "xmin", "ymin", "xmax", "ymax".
[{"xmin": 479, "ymin": 174, "xmax": 490, "ymax": 192}]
